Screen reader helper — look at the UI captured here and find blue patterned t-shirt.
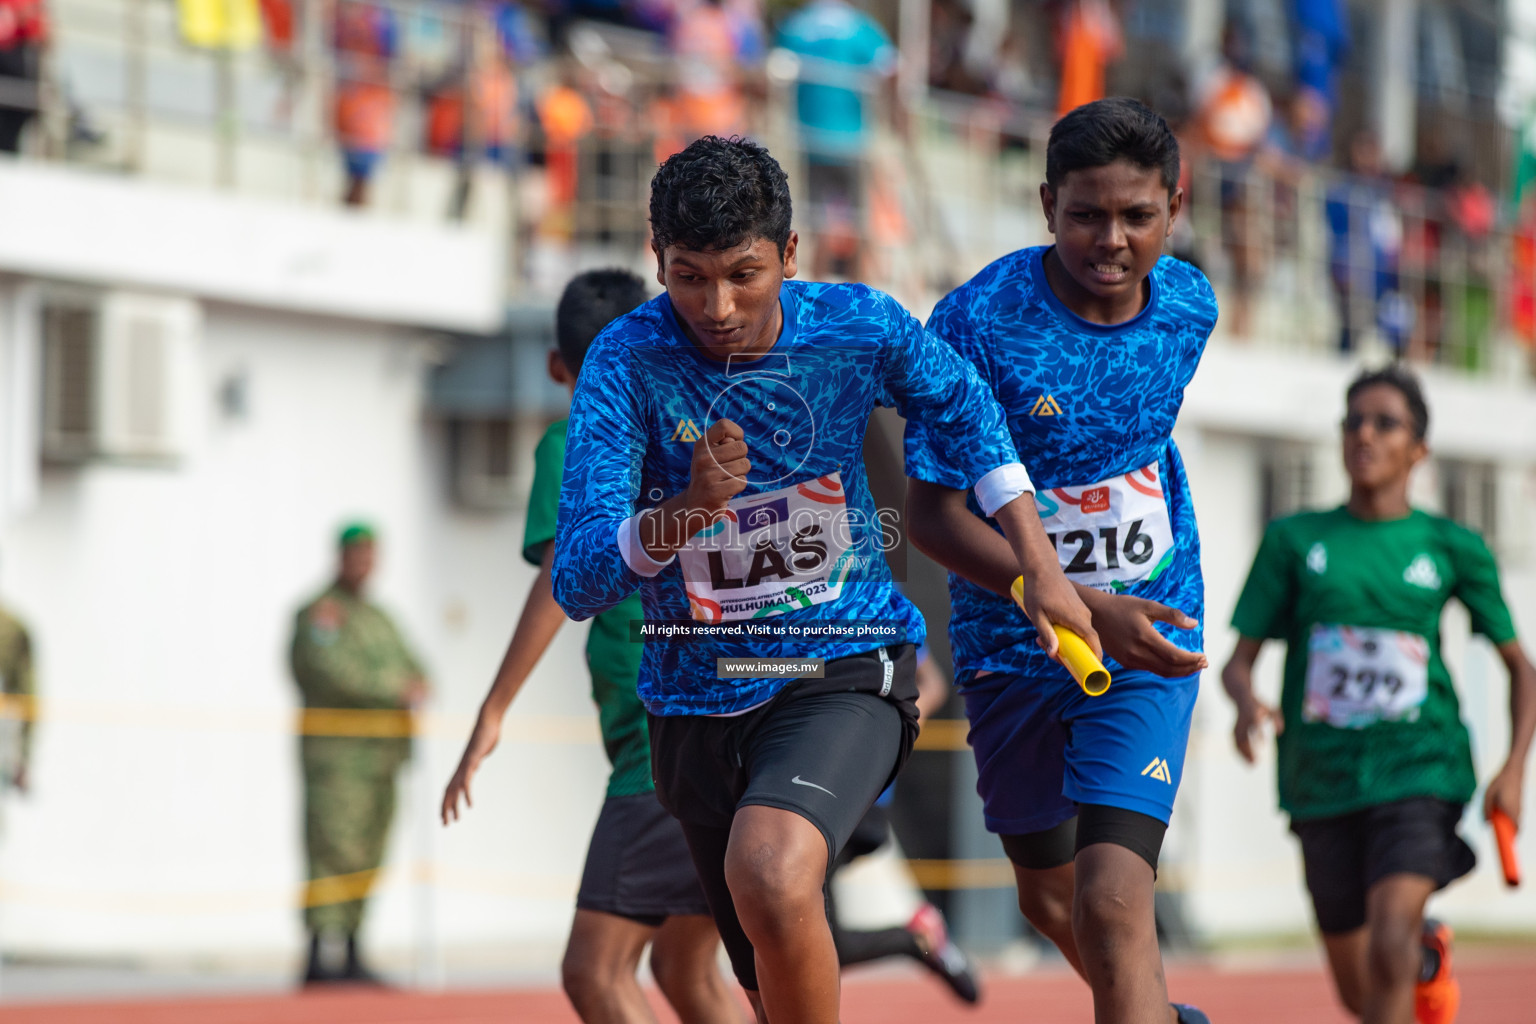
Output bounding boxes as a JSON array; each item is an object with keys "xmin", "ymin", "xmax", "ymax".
[
  {"xmin": 553, "ymin": 279, "xmax": 1022, "ymax": 715},
  {"xmin": 906, "ymin": 247, "xmax": 1217, "ymax": 686}
]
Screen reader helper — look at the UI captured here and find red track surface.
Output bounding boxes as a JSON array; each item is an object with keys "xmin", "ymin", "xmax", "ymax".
[{"xmin": 1, "ymin": 956, "xmax": 1530, "ymax": 1023}]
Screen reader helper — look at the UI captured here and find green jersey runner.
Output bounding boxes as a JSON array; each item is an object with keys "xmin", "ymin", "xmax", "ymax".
[
  {"xmin": 524, "ymin": 418, "xmax": 651, "ymax": 798},
  {"xmin": 1232, "ymin": 506, "xmax": 1516, "ymax": 822}
]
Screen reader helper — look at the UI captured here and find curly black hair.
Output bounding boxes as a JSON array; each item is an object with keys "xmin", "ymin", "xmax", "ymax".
[
  {"xmin": 1047, "ymin": 97, "xmax": 1180, "ymax": 193},
  {"xmin": 555, "ymin": 268, "xmax": 649, "ymax": 375},
  {"xmin": 1346, "ymin": 363, "xmax": 1430, "ymax": 440},
  {"xmin": 649, "ymin": 136, "xmax": 793, "ymax": 257}
]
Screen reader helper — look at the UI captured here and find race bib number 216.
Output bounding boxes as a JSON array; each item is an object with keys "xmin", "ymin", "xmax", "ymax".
[{"xmin": 1035, "ymin": 462, "xmax": 1175, "ymax": 593}]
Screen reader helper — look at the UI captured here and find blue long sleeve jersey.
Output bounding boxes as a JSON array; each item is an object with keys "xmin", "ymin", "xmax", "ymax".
[
  {"xmin": 553, "ymin": 280, "xmax": 1024, "ymax": 716},
  {"xmin": 906, "ymin": 248, "xmax": 1218, "ymax": 686}
]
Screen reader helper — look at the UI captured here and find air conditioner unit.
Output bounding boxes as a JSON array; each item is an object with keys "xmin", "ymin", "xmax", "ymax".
[
  {"xmin": 451, "ymin": 417, "xmax": 527, "ymax": 512},
  {"xmin": 40, "ymin": 291, "xmax": 201, "ymax": 464}
]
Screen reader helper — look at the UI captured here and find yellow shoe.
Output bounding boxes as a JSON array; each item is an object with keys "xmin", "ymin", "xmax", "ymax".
[{"xmin": 1415, "ymin": 919, "xmax": 1460, "ymax": 1024}]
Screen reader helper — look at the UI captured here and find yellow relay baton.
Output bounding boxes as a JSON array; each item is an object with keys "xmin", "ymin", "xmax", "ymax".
[{"xmin": 1011, "ymin": 576, "xmax": 1111, "ymax": 696}]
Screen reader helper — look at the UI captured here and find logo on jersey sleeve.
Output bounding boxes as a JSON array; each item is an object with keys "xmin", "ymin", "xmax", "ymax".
[
  {"xmin": 1307, "ymin": 542, "xmax": 1328, "ymax": 575},
  {"xmin": 671, "ymin": 419, "xmax": 704, "ymax": 442},
  {"xmin": 1403, "ymin": 554, "xmax": 1441, "ymax": 590},
  {"xmin": 1140, "ymin": 757, "xmax": 1173, "ymax": 783},
  {"xmin": 1030, "ymin": 394, "xmax": 1064, "ymax": 417}
]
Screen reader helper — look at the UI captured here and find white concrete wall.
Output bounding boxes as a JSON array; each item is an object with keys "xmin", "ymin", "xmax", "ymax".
[
  {"xmin": 0, "ymin": 161, "xmax": 602, "ymax": 965},
  {"xmin": 0, "ymin": 299, "xmax": 605, "ymax": 961}
]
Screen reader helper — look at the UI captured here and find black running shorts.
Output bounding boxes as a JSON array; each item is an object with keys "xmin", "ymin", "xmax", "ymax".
[
  {"xmin": 1290, "ymin": 797, "xmax": 1476, "ymax": 934},
  {"xmin": 648, "ymin": 644, "xmax": 920, "ymax": 989},
  {"xmin": 575, "ymin": 791, "xmax": 713, "ymax": 925}
]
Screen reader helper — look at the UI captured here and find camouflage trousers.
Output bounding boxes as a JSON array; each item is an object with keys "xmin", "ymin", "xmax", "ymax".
[{"xmin": 301, "ymin": 735, "xmax": 408, "ymax": 934}]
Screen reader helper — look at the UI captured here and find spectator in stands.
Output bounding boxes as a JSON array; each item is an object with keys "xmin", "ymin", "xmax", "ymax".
[
  {"xmin": 1326, "ymin": 130, "xmax": 1411, "ymax": 355},
  {"xmin": 1192, "ymin": 24, "xmax": 1273, "ymax": 339},
  {"xmin": 666, "ymin": 0, "xmax": 761, "ymax": 145},
  {"xmin": 426, "ymin": 32, "xmax": 519, "ymax": 219},
  {"xmin": 1055, "ymin": 0, "xmax": 1121, "ymax": 118},
  {"xmin": 1291, "ymin": 0, "xmax": 1348, "ymax": 148},
  {"xmin": 334, "ymin": 0, "xmax": 398, "ymax": 206},
  {"xmin": 775, "ymin": 0, "xmax": 896, "ymax": 279},
  {"xmin": 0, "ymin": 0, "xmax": 47, "ymax": 153},
  {"xmin": 535, "ymin": 67, "xmax": 595, "ymax": 239},
  {"xmin": 1402, "ymin": 133, "xmax": 1496, "ymax": 366},
  {"xmin": 1250, "ymin": 86, "xmax": 1331, "ymax": 264}
]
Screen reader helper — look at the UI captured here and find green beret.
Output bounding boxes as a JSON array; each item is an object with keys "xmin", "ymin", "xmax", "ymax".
[{"xmin": 338, "ymin": 522, "xmax": 376, "ymax": 548}]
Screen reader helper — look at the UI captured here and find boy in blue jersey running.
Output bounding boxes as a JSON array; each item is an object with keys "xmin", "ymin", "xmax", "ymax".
[
  {"xmin": 907, "ymin": 98, "xmax": 1217, "ymax": 1024},
  {"xmin": 442, "ymin": 270, "xmax": 743, "ymax": 1024},
  {"xmin": 551, "ymin": 135, "xmax": 1098, "ymax": 1024}
]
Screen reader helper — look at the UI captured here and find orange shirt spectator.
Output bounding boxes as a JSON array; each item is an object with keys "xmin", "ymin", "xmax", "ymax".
[
  {"xmin": 427, "ymin": 62, "xmax": 518, "ymax": 162},
  {"xmin": 1056, "ymin": 0, "xmax": 1121, "ymax": 118},
  {"xmin": 538, "ymin": 82, "xmax": 594, "ymax": 208},
  {"xmin": 1195, "ymin": 64, "xmax": 1272, "ymax": 164}
]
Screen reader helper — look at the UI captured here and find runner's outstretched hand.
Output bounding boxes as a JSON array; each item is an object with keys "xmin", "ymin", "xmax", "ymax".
[
  {"xmin": 1231, "ymin": 695, "xmax": 1283, "ymax": 764},
  {"xmin": 442, "ymin": 713, "xmax": 502, "ymax": 825},
  {"xmin": 1086, "ymin": 592, "xmax": 1207, "ymax": 677},
  {"xmin": 1485, "ymin": 762, "xmax": 1524, "ymax": 831}
]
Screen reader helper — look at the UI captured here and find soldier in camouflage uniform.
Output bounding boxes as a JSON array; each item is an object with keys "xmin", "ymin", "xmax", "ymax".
[
  {"xmin": 291, "ymin": 523, "xmax": 427, "ymax": 985},
  {"xmin": 0, "ymin": 600, "xmax": 36, "ymax": 795}
]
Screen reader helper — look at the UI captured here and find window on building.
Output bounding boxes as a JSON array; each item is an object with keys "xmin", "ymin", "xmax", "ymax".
[
  {"xmin": 1439, "ymin": 458, "xmax": 1499, "ymax": 550},
  {"xmin": 1259, "ymin": 440, "xmax": 1314, "ymax": 527}
]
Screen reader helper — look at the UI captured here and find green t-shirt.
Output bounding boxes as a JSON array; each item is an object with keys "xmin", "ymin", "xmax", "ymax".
[
  {"xmin": 1231, "ymin": 507, "xmax": 1516, "ymax": 821},
  {"xmin": 524, "ymin": 418, "xmax": 651, "ymax": 798}
]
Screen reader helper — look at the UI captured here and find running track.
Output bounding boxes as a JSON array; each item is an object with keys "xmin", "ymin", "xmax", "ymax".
[{"xmin": 0, "ymin": 957, "xmax": 1529, "ymax": 1023}]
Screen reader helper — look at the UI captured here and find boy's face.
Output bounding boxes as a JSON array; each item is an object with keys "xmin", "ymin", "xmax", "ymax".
[
  {"xmin": 1342, "ymin": 384, "xmax": 1426, "ymax": 493},
  {"xmin": 654, "ymin": 233, "xmax": 798, "ymax": 362},
  {"xmin": 1040, "ymin": 160, "xmax": 1181, "ymax": 317}
]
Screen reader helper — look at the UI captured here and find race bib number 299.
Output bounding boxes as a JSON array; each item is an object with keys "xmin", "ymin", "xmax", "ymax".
[
  {"xmin": 1036, "ymin": 461, "xmax": 1175, "ymax": 593},
  {"xmin": 1304, "ymin": 624, "xmax": 1429, "ymax": 728}
]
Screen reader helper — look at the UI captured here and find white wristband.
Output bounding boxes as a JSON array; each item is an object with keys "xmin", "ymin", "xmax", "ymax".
[
  {"xmin": 617, "ymin": 513, "xmax": 676, "ymax": 577},
  {"xmin": 974, "ymin": 462, "xmax": 1035, "ymax": 517}
]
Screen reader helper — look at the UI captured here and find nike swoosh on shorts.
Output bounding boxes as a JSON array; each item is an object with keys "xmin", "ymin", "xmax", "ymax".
[{"xmin": 791, "ymin": 775, "xmax": 836, "ymax": 798}]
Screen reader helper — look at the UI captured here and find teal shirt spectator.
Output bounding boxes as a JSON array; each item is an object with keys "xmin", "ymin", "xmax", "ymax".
[{"xmin": 775, "ymin": 0, "xmax": 896, "ymax": 161}]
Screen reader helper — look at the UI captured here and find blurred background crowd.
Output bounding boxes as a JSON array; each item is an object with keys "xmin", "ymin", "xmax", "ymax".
[
  {"xmin": 0, "ymin": 0, "xmax": 1534, "ymax": 1003},
  {"xmin": 3, "ymin": 0, "xmax": 1536, "ymax": 366}
]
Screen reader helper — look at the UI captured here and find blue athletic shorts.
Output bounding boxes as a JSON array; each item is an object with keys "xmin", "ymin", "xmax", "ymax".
[{"xmin": 962, "ymin": 669, "xmax": 1200, "ymax": 835}]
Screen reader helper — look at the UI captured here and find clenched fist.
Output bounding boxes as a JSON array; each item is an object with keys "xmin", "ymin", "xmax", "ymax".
[{"xmin": 685, "ymin": 418, "xmax": 751, "ymax": 517}]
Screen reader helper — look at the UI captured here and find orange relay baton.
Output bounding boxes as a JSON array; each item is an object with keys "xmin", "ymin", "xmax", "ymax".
[
  {"xmin": 1491, "ymin": 807, "xmax": 1521, "ymax": 888},
  {"xmin": 1011, "ymin": 576, "xmax": 1111, "ymax": 696}
]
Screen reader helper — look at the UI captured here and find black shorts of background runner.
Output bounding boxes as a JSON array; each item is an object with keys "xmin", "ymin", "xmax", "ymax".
[
  {"xmin": 576, "ymin": 791, "xmax": 713, "ymax": 925},
  {"xmin": 649, "ymin": 644, "xmax": 920, "ymax": 990},
  {"xmin": 1290, "ymin": 797, "xmax": 1476, "ymax": 934}
]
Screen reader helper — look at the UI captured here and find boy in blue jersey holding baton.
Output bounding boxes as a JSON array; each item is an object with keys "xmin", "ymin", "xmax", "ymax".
[
  {"xmin": 551, "ymin": 135, "xmax": 1098, "ymax": 1024},
  {"xmin": 908, "ymin": 98, "xmax": 1217, "ymax": 1024}
]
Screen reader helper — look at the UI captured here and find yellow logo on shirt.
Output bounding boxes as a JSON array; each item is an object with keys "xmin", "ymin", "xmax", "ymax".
[
  {"xmin": 1140, "ymin": 757, "xmax": 1172, "ymax": 784},
  {"xmin": 671, "ymin": 418, "xmax": 703, "ymax": 442},
  {"xmin": 1030, "ymin": 394, "xmax": 1064, "ymax": 416}
]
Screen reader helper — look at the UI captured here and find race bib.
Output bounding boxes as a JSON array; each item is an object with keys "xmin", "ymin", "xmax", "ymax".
[
  {"xmin": 1035, "ymin": 461, "xmax": 1175, "ymax": 592},
  {"xmin": 1303, "ymin": 624, "xmax": 1430, "ymax": 728},
  {"xmin": 678, "ymin": 473, "xmax": 856, "ymax": 623}
]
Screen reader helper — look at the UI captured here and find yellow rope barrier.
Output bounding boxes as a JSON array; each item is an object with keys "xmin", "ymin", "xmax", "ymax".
[{"xmin": 0, "ymin": 696, "xmax": 977, "ymax": 748}]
